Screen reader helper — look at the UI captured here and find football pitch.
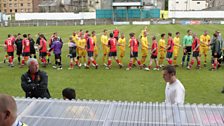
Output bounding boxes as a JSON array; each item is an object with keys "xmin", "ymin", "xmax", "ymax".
[{"xmin": 0, "ymin": 24, "xmax": 223, "ymax": 104}]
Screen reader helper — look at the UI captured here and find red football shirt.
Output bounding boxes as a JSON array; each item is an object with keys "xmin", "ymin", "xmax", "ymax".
[
  {"xmin": 5, "ymin": 38, "xmax": 15, "ymax": 52},
  {"xmin": 40, "ymin": 38, "xmax": 47, "ymax": 53},
  {"xmin": 167, "ymin": 38, "xmax": 174, "ymax": 53},
  {"xmin": 130, "ymin": 38, "xmax": 139, "ymax": 52},
  {"xmin": 113, "ymin": 29, "xmax": 119, "ymax": 38},
  {"xmin": 22, "ymin": 38, "xmax": 30, "ymax": 53},
  {"xmin": 151, "ymin": 40, "xmax": 158, "ymax": 56},
  {"xmin": 87, "ymin": 38, "xmax": 95, "ymax": 52},
  {"xmin": 108, "ymin": 38, "xmax": 117, "ymax": 52},
  {"xmin": 192, "ymin": 37, "xmax": 200, "ymax": 52}
]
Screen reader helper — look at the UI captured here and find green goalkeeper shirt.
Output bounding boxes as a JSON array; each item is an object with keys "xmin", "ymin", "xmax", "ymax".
[{"xmin": 182, "ymin": 35, "xmax": 193, "ymax": 47}]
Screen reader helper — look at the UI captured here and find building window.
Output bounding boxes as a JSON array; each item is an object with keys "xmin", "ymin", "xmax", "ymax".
[
  {"xmin": 4, "ymin": 9, "xmax": 7, "ymax": 12},
  {"xmin": 9, "ymin": 3, "xmax": 12, "ymax": 7},
  {"xmin": 14, "ymin": 3, "xmax": 17, "ymax": 7},
  {"xmin": 10, "ymin": 9, "xmax": 12, "ymax": 12},
  {"xmin": 197, "ymin": 2, "xmax": 200, "ymax": 4},
  {"xmin": 28, "ymin": 3, "xmax": 31, "ymax": 6},
  {"xmin": 21, "ymin": 9, "xmax": 23, "ymax": 12},
  {"xmin": 15, "ymin": 9, "xmax": 17, "ymax": 12},
  {"xmin": 176, "ymin": 2, "xmax": 179, "ymax": 4},
  {"xmin": 21, "ymin": 3, "xmax": 23, "ymax": 6},
  {"xmin": 4, "ymin": 4, "xmax": 6, "ymax": 7},
  {"xmin": 0, "ymin": 10, "xmax": 1, "ymax": 12}
]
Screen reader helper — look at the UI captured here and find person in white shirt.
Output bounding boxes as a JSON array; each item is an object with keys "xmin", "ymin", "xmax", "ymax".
[
  {"xmin": 162, "ymin": 65, "xmax": 185, "ymax": 105},
  {"xmin": 0, "ymin": 94, "xmax": 27, "ymax": 126}
]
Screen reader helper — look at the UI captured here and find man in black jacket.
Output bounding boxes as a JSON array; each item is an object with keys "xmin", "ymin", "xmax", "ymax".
[{"xmin": 21, "ymin": 58, "xmax": 51, "ymax": 98}]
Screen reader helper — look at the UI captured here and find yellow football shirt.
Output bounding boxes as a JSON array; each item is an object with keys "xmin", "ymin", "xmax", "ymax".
[
  {"xmin": 159, "ymin": 39, "xmax": 166, "ymax": 51},
  {"xmin": 173, "ymin": 37, "xmax": 180, "ymax": 50},
  {"xmin": 118, "ymin": 38, "xmax": 126, "ymax": 51},
  {"xmin": 141, "ymin": 36, "xmax": 149, "ymax": 50},
  {"xmin": 78, "ymin": 38, "xmax": 86, "ymax": 49},
  {"xmin": 101, "ymin": 35, "xmax": 108, "ymax": 47},
  {"xmin": 200, "ymin": 35, "xmax": 210, "ymax": 46}
]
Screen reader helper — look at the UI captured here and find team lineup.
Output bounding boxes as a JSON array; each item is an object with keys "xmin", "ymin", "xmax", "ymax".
[{"xmin": 2, "ymin": 26, "xmax": 223, "ymax": 71}]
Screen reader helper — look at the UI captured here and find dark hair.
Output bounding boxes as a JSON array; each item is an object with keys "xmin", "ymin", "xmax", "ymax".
[
  {"xmin": 214, "ymin": 33, "xmax": 218, "ymax": 38},
  {"xmin": 168, "ymin": 32, "xmax": 172, "ymax": 37},
  {"xmin": 161, "ymin": 33, "xmax": 165, "ymax": 38},
  {"xmin": 62, "ymin": 88, "xmax": 76, "ymax": 100},
  {"xmin": 92, "ymin": 31, "xmax": 95, "ymax": 34},
  {"xmin": 129, "ymin": 33, "xmax": 134, "ymax": 37},
  {"xmin": 85, "ymin": 30, "xmax": 89, "ymax": 33},
  {"xmin": 162, "ymin": 65, "xmax": 176, "ymax": 75},
  {"xmin": 23, "ymin": 34, "xmax": 27, "ymax": 38},
  {"xmin": 109, "ymin": 33, "xmax": 113, "ymax": 38},
  {"xmin": 103, "ymin": 29, "xmax": 107, "ymax": 32},
  {"xmin": 176, "ymin": 32, "xmax": 180, "ymax": 35},
  {"xmin": 18, "ymin": 33, "xmax": 21, "ymax": 35},
  {"xmin": 8, "ymin": 34, "xmax": 11, "ymax": 38},
  {"xmin": 152, "ymin": 36, "xmax": 156, "ymax": 40},
  {"xmin": 187, "ymin": 29, "xmax": 191, "ymax": 33}
]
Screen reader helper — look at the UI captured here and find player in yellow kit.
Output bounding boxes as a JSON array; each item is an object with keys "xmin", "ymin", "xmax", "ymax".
[
  {"xmin": 140, "ymin": 31, "xmax": 149, "ymax": 67},
  {"xmin": 173, "ymin": 32, "xmax": 181, "ymax": 67},
  {"xmin": 159, "ymin": 33, "xmax": 166, "ymax": 67},
  {"xmin": 91, "ymin": 31, "xmax": 98, "ymax": 59},
  {"xmin": 77, "ymin": 34, "xmax": 87, "ymax": 67},
  {"xmin": 117, "ymin": 33, "xmax": 126, "ymax": 64},
  {"xmin": 200, "ymin": 30, "xmax": 210, "ymax": 67},
  {"xmin": 101, "ymin": 29, "xmax": 109, "ymax": 66}
]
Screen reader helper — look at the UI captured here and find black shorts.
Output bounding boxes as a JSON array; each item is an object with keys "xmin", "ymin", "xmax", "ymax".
[
  {"xmin": 40, "ymin": 52, "xmax": 47, "ymax": 57},
  {"xmin": 184, "ymin": 46, "xmax": 192, "ymax": 55},
  {"xmin": 193, "ymin": 51, "xmax": 199, "ymax": 57},
  {"xmin": 30, "ymin": 49, "xmax": 36, "ymax": 54},
  {"xmin": 130, "ymin": 52, "xmax": 138, "ymax": 58},
  {"xmin": 151, "ymin": 55, "xmax": 157, "ymax": 59},
  {"xmin": 109, "ymin": 52, "xmax": 117, "ymax": 57},
  {"xmin": 88, "ymin": 51, "xmax": 94, "ymax": 57},
  {"xmin": 7, "ymin": 52, "xmax": 14, "ymax": 57},
  {"xmin": 22, "ymin": 52, "xmax": 30, "ymax": 57},
  {"xmin": 55, "ymin": 54, "xmax": 61, "ymax": 59},
  {"xmin": 69, "ymin": 47, "xmax": 76, "ymax": 58},
  {"xmin": 212, "ymin": 52, "xmax": 222, "ymax": 58},
  {"xmin": 114, "ymin": 37, "xmax": 119, "ymax": 41},
  {"xmin": 166, "ymin": 52, "xmax": 173, "ymax": 58},
  {"xmin": 17, "ymin": 50, "xmax": 22, "ymax": 55}
]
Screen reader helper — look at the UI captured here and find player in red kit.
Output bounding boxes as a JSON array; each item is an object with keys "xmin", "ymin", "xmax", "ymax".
[
  {"xmin": 166, "ymin": 33, "xmax": 174, "ymax": 65},
  {"xmin": 4, "ymin": 34, "xmax": 15, "ymax": 67},
  {"xmin": 84, "ymin": 30, "xmax": 89, "ymax": 41},
  {"xmin": 187, "ymin": 33, "xmax": 201, "ymax": 70},
  {"xmin": 85, "ymin": 34, "xmax": 98, "ymax": 69},
  {"xmin": 105, "ymin": 33, "xmax": 123, "ymax": 69},
  {"xmin": 39, "ymin": 34, "xmax": 47, "ymax": 67},
  {"xmin": 126, "ymin": 33, "xmax": 142, "ymax": 70},
  {"xmin": 113, "ymin": 27, "xmax": 119, "ymax": 41},
  {"xmin": 21, "ymin": 34, "xmax": 30, "ymax": 67},
  {"xmin": 145, "ymin": 36, "xmax": 159, "ymax": 71}
]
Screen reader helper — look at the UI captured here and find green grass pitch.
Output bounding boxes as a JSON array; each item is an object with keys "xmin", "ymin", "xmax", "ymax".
[{"xmin": 0, "ymin": 24, "xmax": 223, "ymax": 104}]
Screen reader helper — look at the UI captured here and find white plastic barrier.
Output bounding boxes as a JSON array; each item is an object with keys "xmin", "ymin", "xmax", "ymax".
[
  {"xmin": 113, "ymin": 21, "xmax": 130, "ymax": 25},
  {"xmin": 15, "ymin": 12, "xmax": 96, "ymax": 21},
  {"xmin": 168, "ymin": 11, "xmax": 224, "ymax": 18},
  {"xmin": 132, "ymin": 21, "xmax": 150, "ymax": 25}
]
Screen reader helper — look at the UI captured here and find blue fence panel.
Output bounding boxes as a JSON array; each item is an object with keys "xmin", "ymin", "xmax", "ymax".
[{"xmin": 96, "ymin": 8, "xmax": 160, "ymax": 19}]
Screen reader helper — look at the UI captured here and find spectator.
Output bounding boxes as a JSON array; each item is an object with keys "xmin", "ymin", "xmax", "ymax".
[
  {"xmin": 62, "ymin": 88, "xmax": 76, "ymax": 100},
  {"xmin": 0, "ymin": 93, "xmax": 27, "ymax": 126},
  {"xmin": 21, "ymin": 58, "xmax": 51, "ymax": 98},
  {"xmin": 162, "ymin": 65, "xmax": 185, "ymax": 105}
]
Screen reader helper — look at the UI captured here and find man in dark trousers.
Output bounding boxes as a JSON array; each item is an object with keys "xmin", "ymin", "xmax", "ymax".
[{"xmin": 21, "ymin": 58, "xmax": 51, "ymax": 98}]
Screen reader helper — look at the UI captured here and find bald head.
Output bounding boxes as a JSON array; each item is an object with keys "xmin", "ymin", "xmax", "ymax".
[
  {"xmin": 0, "ymin": 94, "xmax": 17, "ymax": 113},
  {"xmin": 0, "ymin": 94, "xmax": 17, "ymax": 126}
]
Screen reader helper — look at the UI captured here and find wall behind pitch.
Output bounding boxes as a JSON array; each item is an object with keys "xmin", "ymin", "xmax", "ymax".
[
  {"xmin": 15, "ymin": 12, "xmax": 96, "ymax": 21},
  {"xmin": 168, "ymin": 11, "xmax": 224, "ymax": 18}
]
